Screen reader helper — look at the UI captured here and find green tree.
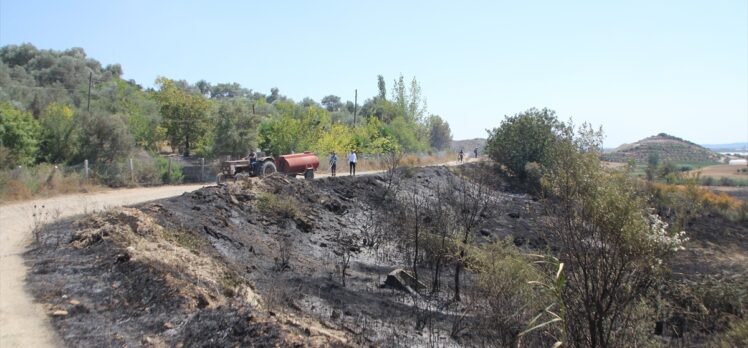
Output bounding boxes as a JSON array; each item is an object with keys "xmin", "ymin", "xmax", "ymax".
[
  {"xmin": 321, "ymin": 95, "xmax": 342, "ymax": 112},
  {"xmin": 258, "ymin": 113, "xmax": 299, "ymax": 156},
  {"xmin": 299, "ymin": 97, "xmax": 318, "ymax": 108},
  {"xmin": 314, "ymin": 123, "xmax": 354, "ymax": 155},
  {"xmin": 377, "ymin": 75, "xmax": 386, "ymax": 100},
  {"xmin": 39, "ymin": 103, "xmax": 77, "ymax": 163},
  {"xmin": 387, "ymin": 116, "xmax": 426, "ymax": 152},
  {"xmin": 74, "ymin": 112, "xmax": 133, "ymax": 164},
  {"xmin": 645, "ymin": 153, "xmax": 659, "ymax": 181},
  {"xmin": 485, "ymin": 108, "xmax": 563, "ymax": 180},
  {"xmin": 427, "ymin": 114, "xmax": 452, "ymax": 151},
  {"xmin": 154, "ymin": 77, "xmax": 212, "ymax": 156},
  {"xmin": 212, "ymin": 99, "xmax": 260, "ymax": 158},
  {"xmin": 266, "ymin": 87, "xmax": 281, "ymax": 103},
  {"xmin": 0, "ymin": 102, "xmax": 40, "ymax": 167},
  {"xmin": 259, "ymin": 100, "xmax": 330, "ymax": 156}
]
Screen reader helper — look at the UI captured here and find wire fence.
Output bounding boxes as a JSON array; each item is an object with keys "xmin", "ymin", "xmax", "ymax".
[{"xmin": 0, "ymin": 156, "xmax": 223, "ymax": 201}]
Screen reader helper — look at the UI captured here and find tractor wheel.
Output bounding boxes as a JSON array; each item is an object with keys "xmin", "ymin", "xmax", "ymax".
[
  {"xmin": 304, "ymin": 169, "xmax": 314, "ymax": 180},
  {"xmin": 260, "ymin": 161, "xmax": 277, "ymax": 177}
]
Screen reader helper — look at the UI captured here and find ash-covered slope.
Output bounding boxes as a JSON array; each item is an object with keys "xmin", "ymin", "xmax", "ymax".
[{"xmin": 26, "ymin": 165, "xmax": 546, "ymax": 347}]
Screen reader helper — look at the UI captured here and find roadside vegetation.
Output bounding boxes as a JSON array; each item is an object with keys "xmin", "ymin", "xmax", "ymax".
[
  {"xmin": 482, "ymin": 108, "xmax": 746, "ymax": 346},
  {"xmin": 0, "ymin": 44, "xmax": 453, "ymax": 202}
]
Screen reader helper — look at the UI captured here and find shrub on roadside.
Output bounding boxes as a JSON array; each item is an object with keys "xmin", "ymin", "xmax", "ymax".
[
  {"xmin": 485, "ymin": 108, "xmax": 563, "ymax": 180},
  {"xmin": 0, "ymin": 164, "xmax": 90, "ymax": 201},
  {"xmin": 256, "ymin": 192, "xmax": 300, "ymax": 220},
  {"xmin": 465, "ymin": 240, "xmax": 555, "ymax": 346}
]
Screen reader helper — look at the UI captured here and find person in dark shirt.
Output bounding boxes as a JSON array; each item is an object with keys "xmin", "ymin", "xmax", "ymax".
[{"xmin": 329, "ymin": 151, "xmax": 338, "ymax": 177}]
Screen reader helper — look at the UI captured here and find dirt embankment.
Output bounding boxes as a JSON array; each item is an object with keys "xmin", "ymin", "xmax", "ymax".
[
  {"xmin": 0, "ymin": 184, "xmax": 205, "ymax": 348},
  {"xmin": 25, "ymin": 165, "xmax": 547, "ymax": 347}
]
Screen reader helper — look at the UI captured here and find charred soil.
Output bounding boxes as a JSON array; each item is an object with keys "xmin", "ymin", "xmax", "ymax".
[{"xmin": 25, "ymin": 164, "xmax": 747, "ymax": 347}]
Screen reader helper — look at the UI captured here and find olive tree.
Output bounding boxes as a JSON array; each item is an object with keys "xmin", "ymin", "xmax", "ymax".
[
  {"xmin": 154, "ymin": 77, "xmax": 211, "ymax": 156},
  {"xmin": 212, "ymin": 99, "xmax": 260, "ymax": 158}
]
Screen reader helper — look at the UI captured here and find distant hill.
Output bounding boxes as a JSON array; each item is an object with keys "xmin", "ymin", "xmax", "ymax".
[
  {"xmin": 603, "ymin": 133, "xmax": 722, "ymax": 164},
  {"xmin": 701, "ymin": 142, "xmax": 748, "ymax": 152},
  {"xmin": 451, "ymin": 138, "xmax": 486, "ymax": 153}
]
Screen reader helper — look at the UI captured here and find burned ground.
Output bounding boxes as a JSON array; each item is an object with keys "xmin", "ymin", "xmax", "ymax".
[{"xmin": 25, "ymin": 164, "xmax": 748, "ymax": 347}]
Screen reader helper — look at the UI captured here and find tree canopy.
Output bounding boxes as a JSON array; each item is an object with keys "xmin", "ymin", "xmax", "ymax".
[{"xmin": 0, "ymin": 43, "xmax": 454, "ymax": 170}]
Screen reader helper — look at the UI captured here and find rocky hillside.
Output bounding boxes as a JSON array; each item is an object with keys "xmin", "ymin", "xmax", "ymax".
[{"xmin": 603, "ymin": 133, "xmax": 722, "ymax": 164}]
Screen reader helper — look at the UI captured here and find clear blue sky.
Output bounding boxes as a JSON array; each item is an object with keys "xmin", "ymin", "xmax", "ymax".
[{"xmin": 1, "ymin": 0, "xmax": 746, "ymax": 147}]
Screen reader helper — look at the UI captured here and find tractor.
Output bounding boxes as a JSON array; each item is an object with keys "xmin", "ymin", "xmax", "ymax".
[{"xmin": 216, "ymin": 152, "xmax": 319, "ymax": 184}]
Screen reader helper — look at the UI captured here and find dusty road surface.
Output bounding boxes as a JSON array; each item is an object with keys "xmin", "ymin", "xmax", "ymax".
[{"xmin": 0, "ymin": 184, "xmax": 206, "ymax": 348}]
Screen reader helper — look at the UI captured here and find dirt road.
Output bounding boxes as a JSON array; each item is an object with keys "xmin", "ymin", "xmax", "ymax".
[{"xmin": 0, "ymin": 184, "xmax": 206, "ymax": 347}]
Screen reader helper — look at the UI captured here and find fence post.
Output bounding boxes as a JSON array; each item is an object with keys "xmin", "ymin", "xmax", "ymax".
[
  {"xmin": 129, "ymin": 158, "xmax": 135, "ymax": 184},
  {"xmin": 167, "ymin": 158, "xmax": 172, "ymax": 184},
  {"xmin": 84, "ymin": 159, "xmax": 89, "ymax": 180},
  {"xmin": 201, "ymin": 158, "xmax": 205, "ymax": 182}
]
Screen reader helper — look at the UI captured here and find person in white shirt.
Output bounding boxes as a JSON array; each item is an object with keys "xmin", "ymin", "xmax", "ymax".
[{"xmin": 348, "ymin": 151, "xmax": 357, "ymax": 176}]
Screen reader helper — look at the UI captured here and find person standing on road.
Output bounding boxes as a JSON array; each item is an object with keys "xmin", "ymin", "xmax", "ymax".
[
  {"xmin": 474, "ymin": 147, "xmax": 479, "ymax": 158},
  {"xmin": 348, "ymin": 150, "xmax": 357, "ymax": 176},
  {"xmin": 459, "ymin": 149, "xmax": 464, "ymax": 163},
  {"xmin": 329, "ymin": 151, "xmax": 338, "ymax": 177}
]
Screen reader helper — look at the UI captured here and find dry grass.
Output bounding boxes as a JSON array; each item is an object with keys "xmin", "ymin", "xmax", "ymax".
[
  {"xmin": 72, "ymin": 208, "xmax": 260, "ymax": 307},
  {"xmin": 650, "ymin": 182, "xmax": 746, "ymax": 219},
  {"xmin": 256, "ymin": 192, "xmax": 301, "ymax": 220},
  {"xmin": 602, "ymin": 161, "xmax": 627, "ymax": 170},
  {"xmin": 693, "ymin": 164, "xmax": 748, "ymax": 180},
  {"xmin": 0, "ymin": 164, "xmax": 100, "ymax": 204}
]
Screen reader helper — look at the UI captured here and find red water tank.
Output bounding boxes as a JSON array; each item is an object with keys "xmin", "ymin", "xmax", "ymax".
[{"xmin": 277, "ymin": 152, "xmax": 319, "ymax": 174}]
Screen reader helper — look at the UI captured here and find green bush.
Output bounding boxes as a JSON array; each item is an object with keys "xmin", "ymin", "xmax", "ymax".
[
  {"xmin": 485, "ymin": 108, "xmax": 562, "ymax": 180},
  {"xmin": 702, "ymin": 176, "xmax": 716, "ymax": 186},
  {"xmin": 467, "ymin": 240, "xmax": 554, "ymax": 346},
  {"xmin": 542, "ymin": 128, "xmax": 679, "ymax": 347},
  {"xmin": 155, "ymin": 157, "xmax": 183, "ymax": 184},
  {"xmin": 0, "ymin": 103, "xmax": 40, "ymax": 168},
  {"xmin": 256, "ymin": 192, "xmax": 300, "ymax": 220}
]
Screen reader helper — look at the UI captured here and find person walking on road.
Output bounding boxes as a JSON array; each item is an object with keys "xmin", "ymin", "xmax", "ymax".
[
  {"xmin": 458, "ymin": 149, "xmax": 464, "ymax": 163},
  {"xmin": 474, "ymin": 147, "xmax": 479, "ymax": 158},
  {"xmin": 329, "ymin": 151, "xmax": 338, "ymax": 177},
  {"xmin": 348, "ymin": 150, "xmax": 357, "ymax": 176}
]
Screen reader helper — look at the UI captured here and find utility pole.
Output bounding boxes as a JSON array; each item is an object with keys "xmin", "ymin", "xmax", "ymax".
[
  {"xmin": 354, "ymin": 89, "xmax": 357, "ymax": 127},
  {"xmin": 87, "ymin": 71, "xmax": 92, "ymax": 112}
]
